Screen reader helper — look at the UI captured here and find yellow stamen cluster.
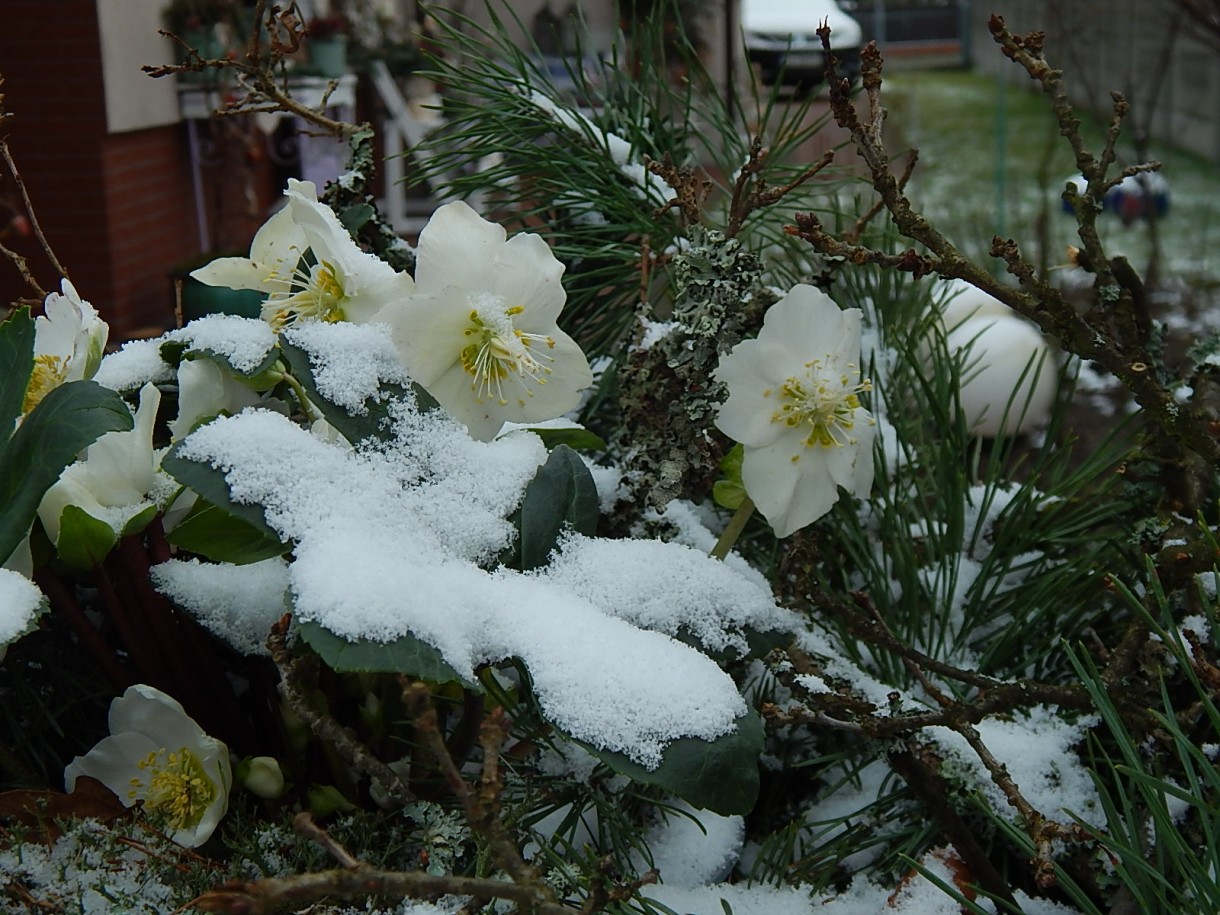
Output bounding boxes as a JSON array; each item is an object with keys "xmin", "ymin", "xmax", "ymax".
[
  {"xmin": 129, "ymin": 746, "xmax": 216, "ymax": 831},
  {"xmin": 459, "ymin": 305, "xmax": 556, "ymax": 407},
  {"xmin": 769, "ymin": 359, "xmax": 872, "ymax": 456},
  {"xmin": 22, "ymin": 354, "xmax": 69, "ymax": 414},
  {"xmin": 265, "ymin": 258, "xmax": 346, "ymax": 330}
]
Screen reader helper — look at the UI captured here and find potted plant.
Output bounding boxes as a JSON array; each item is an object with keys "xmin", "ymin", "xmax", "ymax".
[
  {"xmin": 306, "ymin": 14, "xmax": 350, "ymax": 78},
  {"xmin": 163, "ymin": 0, "xmax": 236, "ymax": 67}
]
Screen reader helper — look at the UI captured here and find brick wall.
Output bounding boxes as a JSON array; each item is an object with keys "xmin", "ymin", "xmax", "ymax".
[{"xmin": 1, "ymin": 0, "xmax": 202, "ymax": 338}]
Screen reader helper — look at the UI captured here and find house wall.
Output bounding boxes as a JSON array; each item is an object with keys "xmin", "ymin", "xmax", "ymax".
[
  {"xmin": 1, "ymin": 1, "xmax": 199, "ymax": 338},
  {"xmin": 969, "ymin": 0, "xmax": 1220, "ymax": 163}
]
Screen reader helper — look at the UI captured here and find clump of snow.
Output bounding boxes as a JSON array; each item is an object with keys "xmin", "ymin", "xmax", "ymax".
[
  {"xmin": 171, "ymin": 314, "xmax": 278, "ymax": 374},
  {"xmin": 635, "ymin": 799, "xmax": 744, "ymax": 888},
  {"xmin": 283, "ymin": 322, "xmax": 408, "ymax": 415},
  {"xmin": 0, "ymin": 567, "xmax": 44, "ymax": 649},
  {"xmin": 923, "ymin": 705, "xmax": 1103, "ymax": 828},
  {"xmin": 93, "ymin": 337, "xmax": 176, "ymax": 392},
  {"xmin": 528, "ymin": 89, "xmax": 670, "ymax": 205},
  {"xmin": 539, "ymin": 532, "xmax": 795, "ymax": 656},
  {"xmin": 151, "ymin": 557, "xmax": 290, "ymax": 656}
]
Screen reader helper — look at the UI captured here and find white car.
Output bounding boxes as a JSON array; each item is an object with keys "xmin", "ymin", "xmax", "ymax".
[{"xmin": 741, "ymin": 0, "xmax": 864, "ymax": 90}]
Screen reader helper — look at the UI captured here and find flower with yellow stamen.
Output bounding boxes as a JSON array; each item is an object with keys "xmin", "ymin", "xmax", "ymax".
[
  {"xmin": 714, "ymin": 284, "xmax": 875, "ymax": 538},
  {"xmin": 191, "ymin": 179, "xmax": 413, "ymax": 331},
  {"xmin": 64, "ymin": 684, "xmax": 231, "ymax": 847},
  {"xmin": 381, "ymin": 201, "xmax": 592, "ymax": 441},
  {"xmin": 22, "ymin": 279, "xmax": 108, "ymax": 414}
]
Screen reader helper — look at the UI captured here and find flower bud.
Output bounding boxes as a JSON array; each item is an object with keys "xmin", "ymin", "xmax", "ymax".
[{"xmin": 238, "ymin": 756, "xmax": 286, "ymax": 799}]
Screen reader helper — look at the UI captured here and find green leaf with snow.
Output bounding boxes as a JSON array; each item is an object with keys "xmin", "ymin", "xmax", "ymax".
[
  {"xmin": 161, "ymin": 444, "xmax": 282, "ymax": 545},
  {"xmin": 515, "ymin": 445, "xmax": 599, "ymax": 571},
  {"xmin": 278, "ymin": 336, "xmax": 430, "ymax": 445},
  {"xmin": 583, "ymin": 710, "xmax": 764, "ymax": 816},
  {"xmin": 298, "ymin": 620, "xmax": 477, "ymax": 688},
  {"xmin": 185, "ymin": 343, "xmax": 280, "ymax": 382},
  {"xmin": 166, "ymin": 500, "xmax": 289, "ymax": 565},
  {"xmin": 0, "ymin": 380, "xmax": 133, "ymax": 567},
  {"xmin": 54, "ymin": 505, "xmax": 118, "ymax": 570},
  {"xmin": 0, "ymin": 307, "xmax": 34, "ymax": 435}
]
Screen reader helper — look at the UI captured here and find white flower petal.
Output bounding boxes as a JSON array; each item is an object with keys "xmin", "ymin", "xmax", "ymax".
[
  {"xmin": 414, "ymin": 200, "xmax": 504, "ymax": 295},
  {"xmin": 64, "ymin": 730, "xmax": 161, "ymax": 798},
  {"xmin": 191, "ymin": 255, "xmax": 273, "ymax": 293},
  {"xmin": 744, "ymin": 434, "xmax": 839, "ymax": 538},
  {"xmin": 713, "ymin": 337, "xmax": 794, "ymax": 448},
  {"xmin": 494, "ymin": 232, "xmax": 567, "ymax": 328}
]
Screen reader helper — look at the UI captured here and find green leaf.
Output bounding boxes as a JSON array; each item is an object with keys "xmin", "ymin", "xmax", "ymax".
[
  {"xmin": 583, "ymin": 710, "xmax": 764, "ymax": 816},
  {"xmin": 161, "ymin": 443, "xmax": 282, "ymax": 543},
  {"xmin": 298, "ymin": 621, "xmax": 476, "ymax": 688},
  {"xmin": 119, "ymin": 503, "xmax": 159, "ymax": 538},
  {"xmin": 278, "ymin": 337, "xmax": 433, "ymax": 445},
  {"xmin": 0, "ymin": 307, "xmax": 34, "ymax": 436},
  {"xmin": 516, "ymin": 445, "xmax": 599, "ymax": 571},
  {"xmin": 54, "ymin": 505, "xmax": 118, "ymax": 570},
  {"xmin": 527, "ymin": 426, "xmax": 607, "ymax": 452},
  {"xmin": 166, "ymin": 500, "xmax": 289, "ymax": 564},
  {"xmin": 339, "ymin": 203, "xmax": 376, "ymax": 233},
  {"xmin": 0, "ymin": 380, "xmax": 133, "ymax": 565}
]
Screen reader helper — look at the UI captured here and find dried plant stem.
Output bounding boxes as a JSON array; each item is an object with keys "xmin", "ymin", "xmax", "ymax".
[
  {"xmin": 401, "ymin": 682, "xmax": 547, "ymax": 894},
  {"xmin": 0, "ymin": 138, "xmax": 67, "ymax": 284},
  {"xmin": 267, "ymin": 615, "xmax": 415, "ymax": 807}
]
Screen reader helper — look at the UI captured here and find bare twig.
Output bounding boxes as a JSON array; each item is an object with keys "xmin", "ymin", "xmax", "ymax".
[
  {"xmin": 0, "ymin": 139, "xmax": 67, "ymax": 284},
  {"xmin": 268, "ymin": 615, "xmax": 415, "ymax": 807}
]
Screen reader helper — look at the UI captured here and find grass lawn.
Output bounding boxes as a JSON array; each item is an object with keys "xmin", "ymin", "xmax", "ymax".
[{"xmin": 875, "ymin": 68, "xmax": 1220, "ymax": 284}]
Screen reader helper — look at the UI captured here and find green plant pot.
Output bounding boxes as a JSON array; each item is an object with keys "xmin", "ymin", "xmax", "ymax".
[
  {"xmin": 179, "ymin": 277, "xmax": 264, "ymax": 322},
  {"xmin": 310, "ymin": 36, "xmax": 349, "ymax": 78}
]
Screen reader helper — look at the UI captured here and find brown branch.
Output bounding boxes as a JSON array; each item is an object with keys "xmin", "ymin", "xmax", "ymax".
[
  {"xmin": 0, "ymin": 138, "xmax": 67, "ymax": 283},
  {"xmin": 401, "ymin": 681, "xmax": 544, "ymax": 893},
  {"xmin": 887, "ymin": 743, "xmax": 1020, "ymax": 910},
  {"xmin": 191, "ymin": 864, "xmax": 576, "ymax": 915},
  {"xmin": 0, "ymin": 236, "xmax": 46, "ymax": 300},
  {"xmin": 799, "ymin": 23, "xmax": 1220, "ymax": 468}
]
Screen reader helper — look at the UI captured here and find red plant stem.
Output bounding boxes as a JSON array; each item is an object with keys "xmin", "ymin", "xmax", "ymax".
[
  {"xmin": 33, "ymin": 570, "xmax": 132, "ymax": 690},
  {"xmin": 114, "ymin": 535, "xmax": 256, "ymax": 749},
  {"xmin": 92, "ymin": 561, "xmax": 173, "ymax": 690}
]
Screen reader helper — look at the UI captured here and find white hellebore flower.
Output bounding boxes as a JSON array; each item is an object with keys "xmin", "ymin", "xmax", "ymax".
[
  {"xmin": 24, "ymin": 279, "xmax": 108, "ymax": 414},
  {"xmin": 381, "ymin": 200, "xmax": 593, "ymax": 441},
  {"xmin": 714, "ymin": 285, "xmax": 875, "ymax": 538},
  {"xmin": 38, "ymin": 382, "xmax": 162, "ymax": 544},
  {"xmin": 191, "ymin": 179, "xmax": 414, "ymax": 330},
  {"xmin": 64, "ymin": 684, "xmax": 232, "ymax": 847}
]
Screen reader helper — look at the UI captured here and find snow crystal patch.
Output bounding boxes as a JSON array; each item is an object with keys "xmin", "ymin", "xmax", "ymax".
[
  {"xmin": 631, "ymin": 317, "xmax": 679, "ymax": 352},
  {"xmin": 94, "ymin": 337, "xmax": 176, "ymax": 392},
  {"xmin": 924, "ymin": 705, "xmax": 1102, "ymax": 828},
  {"xmin": 172, "ymin": 314, "xmax": 277, "ymax": 373},
  {"xmin": 0, "ymin": 568, "xmax": 43, "ymax": 648},
  {"xmin": 151, "ymin": 557, "xmax": 289, "ymax": 656},
  {"xmin": 486, "ymin": 570, "xmax": 746, "ymax": 767},
  {"xmin": 635, "ymin": 799, "xmax": 743, "ymax": 888},
  {"xmin": 643, "ymin": 882, "xmax": 815, "ymax": 915},
  {"xmin": 540, "ymin": 532, "xmax": 794, "ymax": 655},
  {"xmin": 283, "ymin": 322, "xmax": 409, "ymax": 414}
]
